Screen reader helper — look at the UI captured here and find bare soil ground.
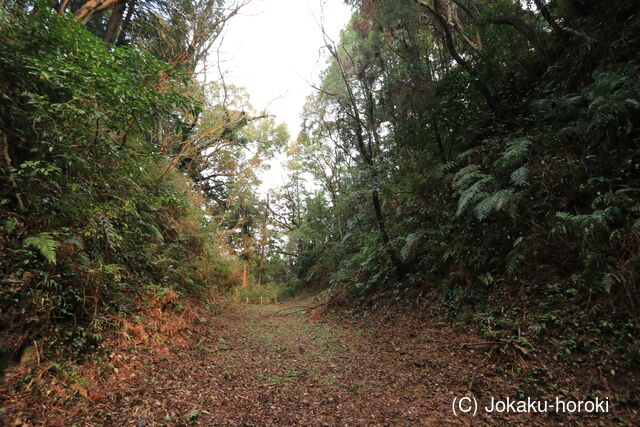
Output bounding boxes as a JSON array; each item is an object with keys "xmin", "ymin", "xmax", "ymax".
[{"xmin": 1, "ymin": 300, "xmax": 626, "ymax": 425}]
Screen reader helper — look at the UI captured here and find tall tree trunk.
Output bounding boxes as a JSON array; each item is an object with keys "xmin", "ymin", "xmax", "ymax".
[
  {"xmin": 432, "ymin": 115, "xmax": 447, "ymax": 163},
  {"xmin": 102, "ymin": 0, "xmax": 126, "ymax": 45},
  {"xmin": 372, "ymin": 188, "xmax": 404, "ymax": 278},
  {"xmin": 242, "ymin": 263, "xmax": 247, "ymax": 287},
  {"xmin": 532, "ymin": 0, "xmax": 567, "ymax": 37},
  {"xmin": 432, "ymin": 0, "xmax": 498, "ymax": 111},
  {"xmin": 257, "ymin": 245, "xmax": 265, "ymax": 287},
  {"xmin": 413, "ymin": 0, "xmax": 497, "ymax": 111},
  {"xmin": 257, "ymin": 201, "xmax": 268, "ymax": 287},
  {"xmin": 322, "ymin": 37, "xmax": 405, "ymax": 280},
  {"xmin": 115, "ymin": 0, "xmax": 136, "ymax": 47}
]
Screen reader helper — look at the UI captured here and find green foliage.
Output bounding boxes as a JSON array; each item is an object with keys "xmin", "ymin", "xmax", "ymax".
[
  {"xmin": 502, "ymin": 137, "xmax": 532, "ymax": 164},
  {"xmin": 23, "ymin": 233, "xmax": 59, "ymax": 265},
  {"xmin": 0, "ymin": 4, "xmax": 238, "ymax": 362},
  {"xmin": 284, "ymin": 0, "xmax": 640, "ymax": 365},
  {"xmin": 473, "ymin": 189, "xmax": 516, "ymax": 221},
  {"xmin": 510, "ymin": 166, "xmax": 528, "ymax": 187}
]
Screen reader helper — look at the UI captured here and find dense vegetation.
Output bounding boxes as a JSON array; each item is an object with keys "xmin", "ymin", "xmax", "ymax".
[
  {"xmin": 1, "ymin": 0, "xmax": 639, "ymax": 421},
  {"xmin": 0, "ymin": 0, "xmax": 286, "ymax": 368},
  {"xmin": 279, "ymin": 0, "xmax": 640, "ymax": 374}
]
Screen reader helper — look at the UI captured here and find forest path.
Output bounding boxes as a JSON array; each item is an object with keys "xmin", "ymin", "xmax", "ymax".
[{"xmin": 55, "ymin": 301, "xmax": 533, "ymax": 425}]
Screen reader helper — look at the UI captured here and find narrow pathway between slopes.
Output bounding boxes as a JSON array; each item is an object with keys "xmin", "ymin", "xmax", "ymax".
[{"xmin": 14, "ymin": 302, "xmax": 580, "ymax": 425}]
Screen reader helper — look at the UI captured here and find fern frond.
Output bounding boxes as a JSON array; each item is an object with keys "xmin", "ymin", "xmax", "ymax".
[
  {"xmin": 145, "ymin": 222, "xmax": 164, "ymax": 241},
  {"xmin": 456, "ymin": 177, "xmax": 493, "ymax": 216},
  {"xmin": 438, "ymin": 160, "xmax": 459, "ymax": 173},
  {"xmin": 510, "ymin": 166, "xmax": 529, "ymax": 187},
  {"xmin": 555, "ymin": 211, "xmax": 574, "ymax": 221},
  {"xmin": 601, "ymin": 272, "xmax": 619, "ymax": 293},
  {"xmin": 455, "ymin": 147, "xmax": 479, "ymax": 161},
  {"xmin": 452, "ymin": 164, "xmax": 480, "ymax": 190},
  {"xmin": 400, "ymin": 232, "xmax": 424, "ymax": 261},
  {"xmin": 503, "ymin": 137, "xmax": 532, "ymax": 163},
  {"xmin": 473, "ymin": 189, "xmax": 515, "ymax": 220},
  {"xmin": 24, "ymin": 233, "xmax": 59, "ymax": 265}
]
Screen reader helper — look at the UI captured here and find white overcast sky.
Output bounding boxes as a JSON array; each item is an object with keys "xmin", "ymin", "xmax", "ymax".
[
  {"xmin": 214, "ymin": 0, "xmax": 352, "ymax": 136},
  {"xmin": 205, "ymin": 0, "xmax": 352, "ymax": 194}
]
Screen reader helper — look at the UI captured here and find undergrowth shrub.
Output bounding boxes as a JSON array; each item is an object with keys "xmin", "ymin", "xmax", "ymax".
[
  {"xmin": 0, "ymin": 4, "xmax": 234, "ymax": 363},
  {"xmin": 290, "ymin": 1, "xmax": 640, "ymax": 356}
]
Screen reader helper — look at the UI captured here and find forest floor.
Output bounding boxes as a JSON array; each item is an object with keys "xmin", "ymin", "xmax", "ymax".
[{"xmin": 2, "ymin": 299, "xmax": 620, "ymax": 426}]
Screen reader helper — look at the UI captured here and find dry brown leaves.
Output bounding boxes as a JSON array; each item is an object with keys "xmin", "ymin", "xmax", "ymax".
[{"xmin": 1, "ymin": 299, "xmax": 629, "ymax": 426}]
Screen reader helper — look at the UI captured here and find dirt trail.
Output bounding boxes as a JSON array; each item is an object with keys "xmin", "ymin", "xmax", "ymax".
[
  {"xmin": 3, "ymin": 302, "xmax": 607, "ymax": 425},
  {"xmin": 75, "ymin": 303, "xmax": 511, "ymax": 425}
]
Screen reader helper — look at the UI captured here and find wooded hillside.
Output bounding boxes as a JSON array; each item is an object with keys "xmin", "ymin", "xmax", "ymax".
[
  {"xmin": 286, "ymin": 0, "xmax": 639, "ymax": 374},
  {"xmin": 1, "ymin": 0, "xmax": 639, "ymax": 424}
]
